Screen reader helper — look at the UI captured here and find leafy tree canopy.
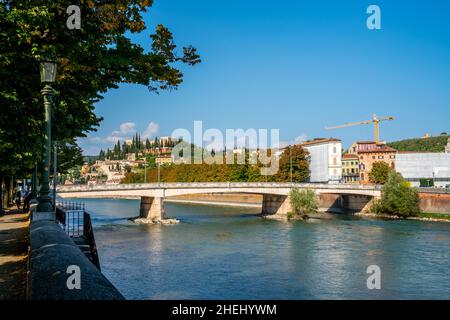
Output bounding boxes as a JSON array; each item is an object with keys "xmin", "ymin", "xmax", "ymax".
[
  {"xmin": 368, "ymin": 161, "xmax": 392, "ymax": 185},
  {"xmin": 0, "ymin": 0, "xmax": 200, "ymax": 177}
]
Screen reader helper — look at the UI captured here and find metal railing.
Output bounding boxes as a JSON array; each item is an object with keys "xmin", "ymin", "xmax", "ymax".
[
  {"xmin": 56, "ymin": 199, "xmax": 85, "ymax": 211},
  {"xmin": 55, "ymin": 201, "xmax": 101, "ymax": 270}
]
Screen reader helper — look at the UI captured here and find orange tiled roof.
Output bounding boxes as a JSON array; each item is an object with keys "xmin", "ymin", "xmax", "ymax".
[
  {"xmin": 342, "ymin": 153, "xmax": 359, "ymax": 159},
  {"xmin": 301, "ymin": 138, "xmax": 341, "ymax": 146},
  {"xmin": 358, "ymin": 145, "xmax": 397, "ymax": 153}
]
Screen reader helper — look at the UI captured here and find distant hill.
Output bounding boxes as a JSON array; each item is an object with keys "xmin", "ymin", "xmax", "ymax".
[{"xmin": 388, "ymin": 134, "xmax": 449, "ymax": 152}]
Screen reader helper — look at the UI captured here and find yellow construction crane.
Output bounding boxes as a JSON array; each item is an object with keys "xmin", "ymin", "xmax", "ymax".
[{"xmin": 325, "ymin": 114, "xmax": 395, "ymax": 144}]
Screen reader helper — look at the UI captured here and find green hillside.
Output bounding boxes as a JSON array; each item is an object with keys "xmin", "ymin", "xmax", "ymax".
[{"xmin": 388, "ymin": 134, "xmax": 449, "ymax": 152}]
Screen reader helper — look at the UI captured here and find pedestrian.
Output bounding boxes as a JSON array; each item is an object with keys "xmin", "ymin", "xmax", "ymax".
[
  {"xmin": 14, "ymin": 189, "xmax": 22, "ymax": 211},
  {"xmin": 23, "ymin": 191, "xmax": 32, "ymax": 213}
]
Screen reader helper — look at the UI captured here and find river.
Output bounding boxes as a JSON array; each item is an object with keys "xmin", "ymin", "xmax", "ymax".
[{"xmin": 76, "ymin": 197, "xmax": 450, "ymax": 299}]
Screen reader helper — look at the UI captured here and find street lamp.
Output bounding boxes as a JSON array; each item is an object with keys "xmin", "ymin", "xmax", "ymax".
[{"xmin": 37, "ymin": 59, "xmax": 57, "ymax": 213}]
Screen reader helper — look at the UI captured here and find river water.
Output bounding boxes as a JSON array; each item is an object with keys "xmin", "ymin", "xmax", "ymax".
[{"xmin": 77, "ymin": 197, "xmax": 450, "ymax": 299}]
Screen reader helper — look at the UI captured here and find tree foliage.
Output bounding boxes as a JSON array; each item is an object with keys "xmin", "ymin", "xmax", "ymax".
[
  {"xmin": 372, "ymin": 171, "xmax": 420, "ymax": 217},
  {"xmin": 274, "ymin": 145, "xmax": 310, "ymax": 182},
  {"xmin": 289, "ymin": 188, "xmax": 318, "ymax": 217},
  {"xmin": 0, "ymin": 0, "xmax": 200, "ymax": 179},
  {"xmin": 388, "ymin": 135, "xmax": 449, "ymax": 152},
  {"xmin": 368, "ymin": 161, "xmax": 391, "ymax": 184},
  {"xmin": 121, "ymin": 145, "xmax": 310, "ymax": 184}
]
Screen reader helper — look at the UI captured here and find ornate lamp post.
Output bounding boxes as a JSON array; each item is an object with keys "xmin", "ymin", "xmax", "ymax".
[{"xmin": 36, "ymin": 59, "xmax": 57, "ymax": 213}]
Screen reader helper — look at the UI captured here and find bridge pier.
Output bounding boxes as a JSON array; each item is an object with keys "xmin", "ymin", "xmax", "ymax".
[
  {"xmin": 139, "ymin": 196, "xmax": 165, "ymax": 221},
  {"xmin": 261, "ymin": 194, "xmax": 292, "ymax": 216}
]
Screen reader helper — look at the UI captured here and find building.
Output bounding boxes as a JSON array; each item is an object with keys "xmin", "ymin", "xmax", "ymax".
[
  {"xmin": 158, "ymin": 136, "xmax": 178, "ymax": 147},
  {"xmin": 445, "ymin": 138, "xmax": 450, "ymax": 153},
  {"xmin": 125, "ymin": 153, "xmax": 136, "ymax": 161},
  {"xmin": 342, "ymin": 154, "xmax": 360, "ymax": 183},
  {"xmin": 301, "ymin": 138, "xmax": 342, "ymax": 183},
  {"xmin": 396, "ymin": 152, "xmax": 450, "ymax": 187},
  {"xmin": 350, "ymin": 141, "xmax": 397, "ymax": 184},
  {"xmin": 155, "ymin": 155, "xmax": 174, "ymax": 166}
]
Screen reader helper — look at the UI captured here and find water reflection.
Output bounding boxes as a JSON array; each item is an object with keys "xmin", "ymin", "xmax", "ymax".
[{"xmin": 86, "ymin": 198, "xmax": 450, "ymax": 300}]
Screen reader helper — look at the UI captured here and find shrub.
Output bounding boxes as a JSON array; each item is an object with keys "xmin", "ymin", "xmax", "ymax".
[
  {"xmin": 374, "ymin": 171, "xmax": 420, "ymax": 217},
  {"xmin": 368, "ymin": 161, "xmax": 391, "ymax": 184},
  {"xmin": 290, "ymin": 188, "xmax": 318, "ymax": 217}
]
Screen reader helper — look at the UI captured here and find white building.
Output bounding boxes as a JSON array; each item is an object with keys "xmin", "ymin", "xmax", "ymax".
[
  {"xmin": 301, "ymin": 138, "xmax": 342, "ymax": 183},
  {"xmin": 445, "ymin": 138, "xmax": 450, "ymax": 153},
  {"xmin": 396, "ymin": 152, "xmax": 450, "ymax": 187}
]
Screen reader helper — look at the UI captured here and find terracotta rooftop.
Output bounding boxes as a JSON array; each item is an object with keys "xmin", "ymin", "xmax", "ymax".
[
  {"xmin": 358, "ymin": 145, "xmax": 397, "ymax": 153},
  {"xmin": 301, "ymin": 138, "xmax": 341, "ymax": 146},
  {"xmin": 342, "ymin": 154, "xmax": 359, "ymax": 159}
]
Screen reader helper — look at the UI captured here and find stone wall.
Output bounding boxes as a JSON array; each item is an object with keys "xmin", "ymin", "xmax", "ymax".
[
  {"xmin": 419, "ymin": 193, "xmax": 450, "ymax": 214},
  {"xmin": 28, "ymin": 220, "xmax": 124, "ymax": 300}
]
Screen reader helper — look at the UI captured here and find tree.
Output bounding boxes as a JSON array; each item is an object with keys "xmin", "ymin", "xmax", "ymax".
[
  {"xmin": 369, "ymin": 161, "xmax": 391, "ymax": 184},
  {"xmin": 289, "ymin": 188, "xmax": 318, "ymax": 217},
  {"xmin": 372, "ymin": 171, "xmax": 420, "ymax": 217},
  {"xmin": 275, "ymin": 145, "xmax": 309, "ymax": 182},
  {"xmin": 0, "ymin": 1, "xmax": 200, "ymax": 199},
  {"xmin": 98, "ymin": 149, "xmax": 106, "ymax": 161}
]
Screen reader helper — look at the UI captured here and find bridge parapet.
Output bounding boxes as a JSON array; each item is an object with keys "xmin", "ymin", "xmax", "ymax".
[{"xmin": 58, "ymin": 182, "xmax": 382, "ymax": 193}]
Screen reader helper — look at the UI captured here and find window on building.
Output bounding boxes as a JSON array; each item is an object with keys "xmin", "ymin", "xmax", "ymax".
[{"xmin": 333, "ymin": 146, "xmax": 337, "ymax": 154}]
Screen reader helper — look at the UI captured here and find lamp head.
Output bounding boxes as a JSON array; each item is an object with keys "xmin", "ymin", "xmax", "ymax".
[{"xmin": 39, "ymin": 59, "xmax": 58, "ymax": 83}]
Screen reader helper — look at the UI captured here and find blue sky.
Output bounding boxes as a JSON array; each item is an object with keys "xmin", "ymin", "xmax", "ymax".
[{"xmin": 79, "ymin": 0, "xmax": 450, "ymax": 155}]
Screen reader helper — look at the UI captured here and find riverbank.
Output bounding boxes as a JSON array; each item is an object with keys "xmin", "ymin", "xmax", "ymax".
[
  {"xmin": 355, "ymin": 211, "xmax": 450, "ymax": 223},
  {"xmin": 0, "ymin": 209, "xmax": 29, "ymax": 300}
]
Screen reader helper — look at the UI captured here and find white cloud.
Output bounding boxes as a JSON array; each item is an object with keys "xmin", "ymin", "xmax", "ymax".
[
  {"xmin": 119, "ymin": 122, "xmax": 136, "ymax": 134},
  {"xmin": 142, "ymin": 121, "xmax": 159, "ymax": 139},
  {"xmin": 107, "ymin": 122, "xmax": 136, "ymax": 142}
]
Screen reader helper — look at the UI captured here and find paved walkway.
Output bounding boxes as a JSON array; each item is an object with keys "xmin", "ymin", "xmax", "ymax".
[{"xmin": 0, "ymin": 209, "xmax": 29, "ymax": 300}]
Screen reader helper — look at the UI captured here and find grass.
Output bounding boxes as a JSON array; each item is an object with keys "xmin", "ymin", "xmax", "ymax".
[{"xmin": 416, "ymin": 212, "xmax": 450, "ymax": 221}]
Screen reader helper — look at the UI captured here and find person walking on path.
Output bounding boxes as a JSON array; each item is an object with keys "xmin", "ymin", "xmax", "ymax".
[
  {"xmin": 22, "ymin": 191, "xmax": 32, "ymax": 213},
  {"xmin": 14, "ymin": 189, "xmax": 22, "ymax": 211}
]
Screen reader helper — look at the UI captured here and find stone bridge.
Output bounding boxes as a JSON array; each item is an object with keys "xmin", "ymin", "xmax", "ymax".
[{"xmin": 57, "ymin": 183, "xmax": 381, "ymax": 221}]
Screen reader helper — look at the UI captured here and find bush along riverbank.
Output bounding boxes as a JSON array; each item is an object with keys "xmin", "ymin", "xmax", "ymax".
[
  {"xmin": 286, "ymin": 188, "xmax": 320, "ymax": 221},
  {"xmin": 358, "ymin": 171, "xmax": 450, "ymax": 223}
]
